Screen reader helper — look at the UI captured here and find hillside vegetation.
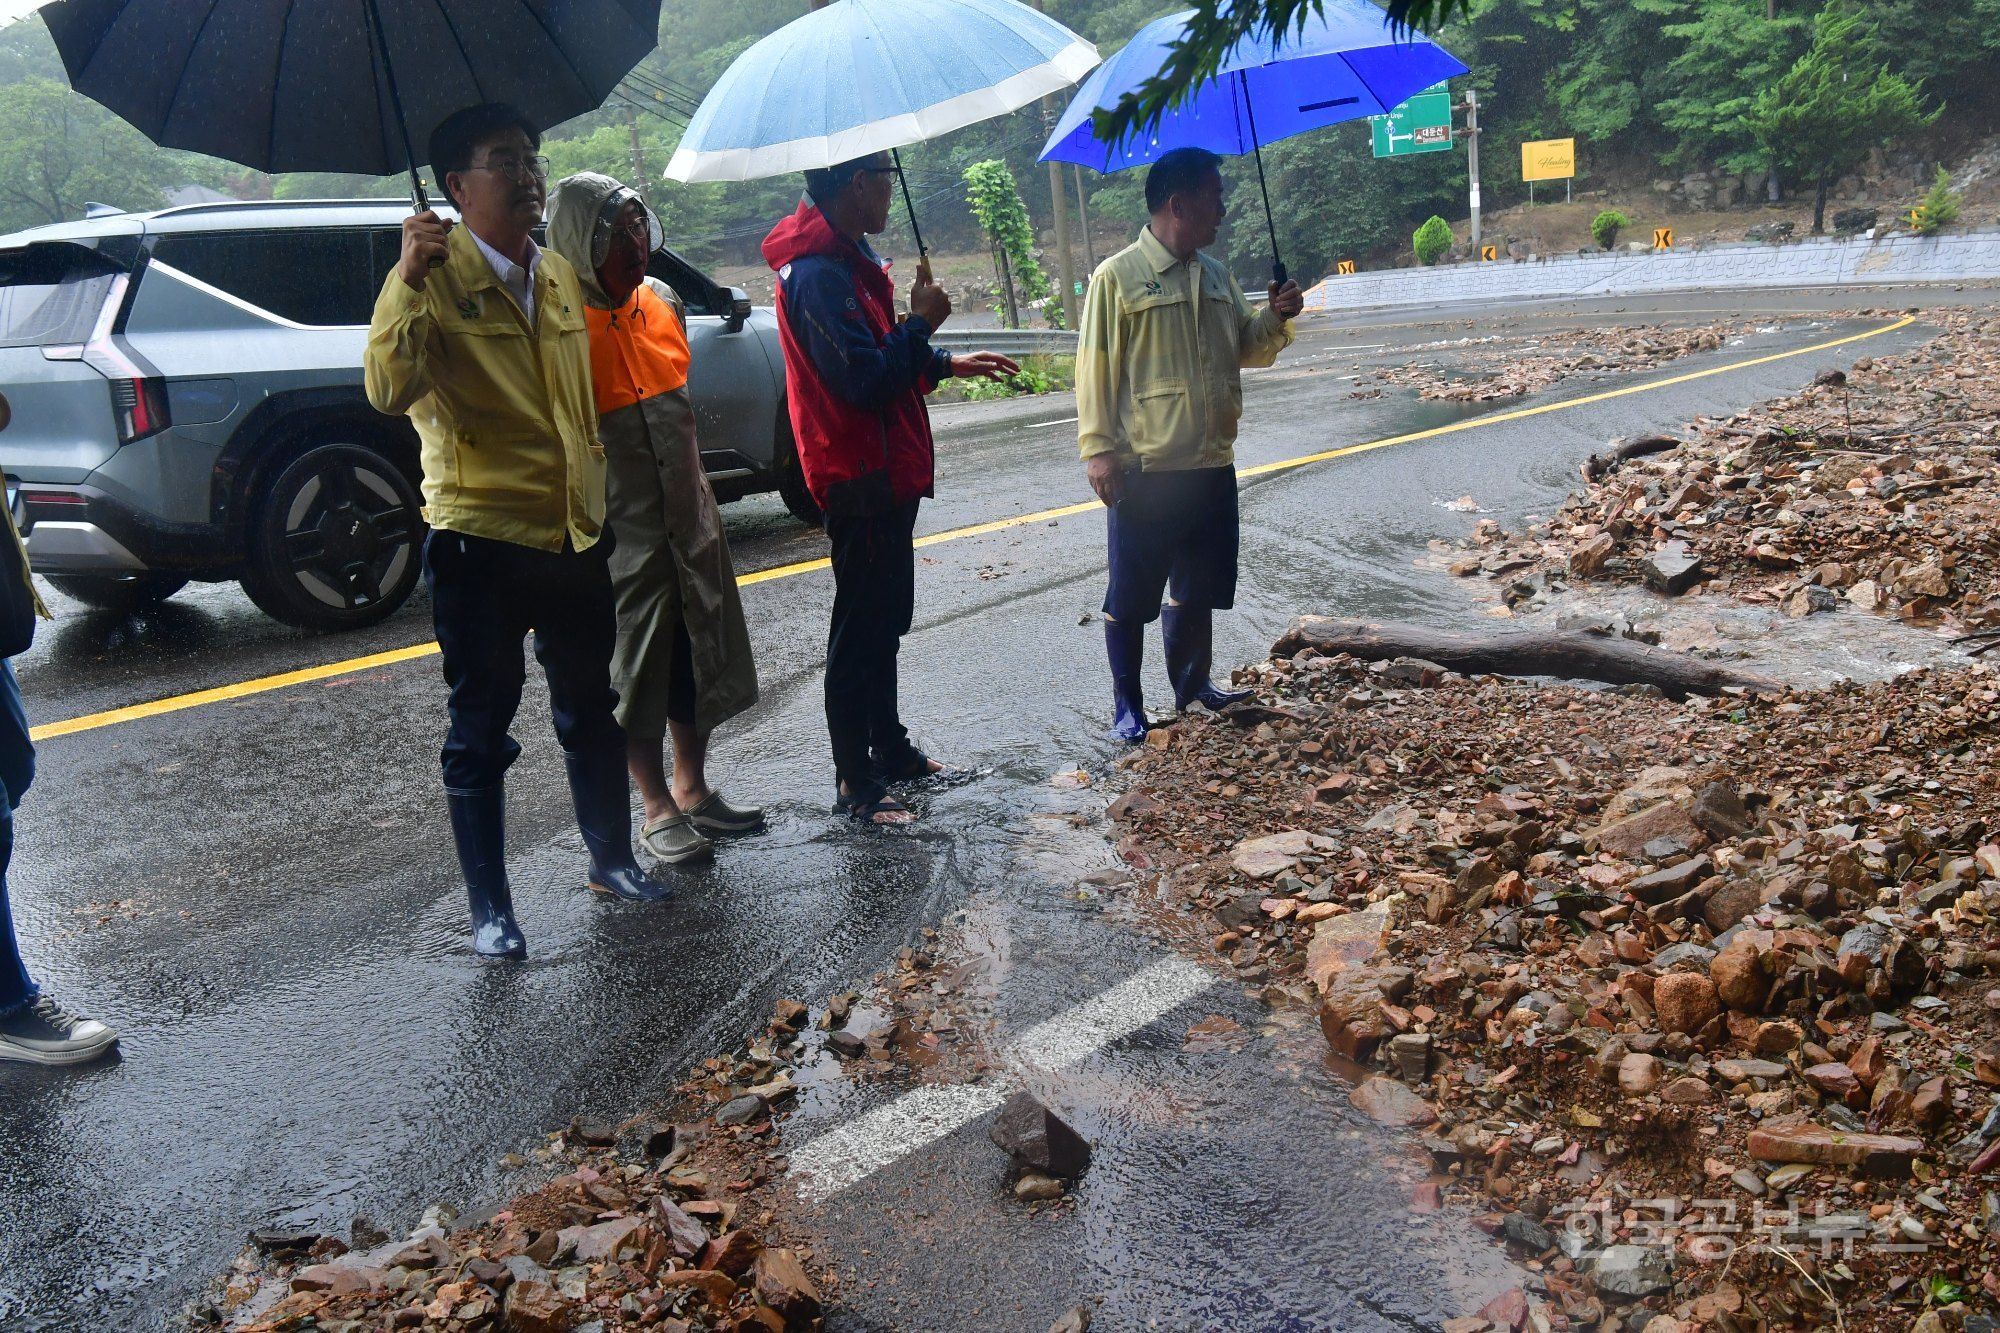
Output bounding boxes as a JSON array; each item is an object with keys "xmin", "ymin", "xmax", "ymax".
[{"xmin": 0, "ymin": 0, "xmax": 1992, "ymax": 285}]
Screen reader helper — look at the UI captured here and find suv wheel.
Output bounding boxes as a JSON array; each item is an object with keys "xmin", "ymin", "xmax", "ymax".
[
  {"xmin": 240, "ymin": 442, "xmax": 423, "ymax": 631},
  {"xmin": 773, "ymin": 415, "xmax": 822, "ymax": 527},
  {"xmin": 45, "ymin": 573, "xmax": 189, "ymax": 613}
]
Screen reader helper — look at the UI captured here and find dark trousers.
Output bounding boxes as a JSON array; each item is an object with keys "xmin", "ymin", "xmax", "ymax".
[
  {"xmin": 424, "ymin": 530, "xmax": 626, "ymax": 793},
  {"xmin": 1103, "ymin": 464, "xmax": 1240, "ymax": 624},
  {"xmin": 824, "ymin": 499, "xmax": 920, "ymax": 797},
  {"xmin": 0, "ymin": 661, "xmax": 38, "ymax": 1015}
]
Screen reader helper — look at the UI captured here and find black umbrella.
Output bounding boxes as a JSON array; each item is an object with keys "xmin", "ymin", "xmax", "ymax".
[{"xmin": 41, "ymin": 0, "xmax": 663, "ymax": 210}]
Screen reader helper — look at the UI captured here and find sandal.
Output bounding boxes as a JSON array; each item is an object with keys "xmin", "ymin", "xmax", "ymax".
[
  {"xmin": 834, "ymin": 785, "xmax": 915, "ymax": 826},
  {"xmin": 685, "ymin": 791, "xmax": 766, "ymax": 836},
  {"xmin": 640, "ymin": 813, "xmax": 715, "ymax": 865}
]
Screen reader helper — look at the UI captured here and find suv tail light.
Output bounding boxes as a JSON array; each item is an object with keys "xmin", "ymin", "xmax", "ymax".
[
  {"xmin": 58, "ymin": 271, "xmax": 171, "ymax": 444},
  {"xmin": 110, "ymin": 376, "xmax": 170, "ymax": 444}
]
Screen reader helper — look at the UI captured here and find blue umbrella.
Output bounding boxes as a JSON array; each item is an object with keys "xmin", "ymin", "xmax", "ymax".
[
  {"xmin": 667, "ymin": 0, "xmax": 1097, "ymax": 256},
  {"xmin": 1040, "ymin": 0, "xmax": 1468, "ymax": 282}
]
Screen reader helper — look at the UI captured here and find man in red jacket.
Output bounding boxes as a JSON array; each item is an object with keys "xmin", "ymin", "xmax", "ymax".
[{"xmin": 763, "ymin": 153, "xmax": 1016, "ymax": 825}]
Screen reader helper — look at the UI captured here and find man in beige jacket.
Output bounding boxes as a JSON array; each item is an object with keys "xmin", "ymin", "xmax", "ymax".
[{"xmin": 1075, "ymin": 148, "xmax": 1305, "ymax": 741}]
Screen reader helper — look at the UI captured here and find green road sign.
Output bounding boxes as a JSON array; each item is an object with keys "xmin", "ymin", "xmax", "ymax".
[{"xmin": 1371, "ymin": 84, "xmax": 1453, "ymax": 158}]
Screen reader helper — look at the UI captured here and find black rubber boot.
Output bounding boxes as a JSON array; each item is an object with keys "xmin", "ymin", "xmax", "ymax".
[
  {"xmin": 445, "ymin": 786, "xmax": 527, "ymax": 960},
  {"xmin": 563, "ymin": 748, "xmax": 671, "ymax": 903},
  {"xmin": 1104, "ymin": 618, "xmax": 1149, "ymax": 743},
  {"xmin": 1161, "ymin": 603, "xmax": 1251, "ymax": 712}
]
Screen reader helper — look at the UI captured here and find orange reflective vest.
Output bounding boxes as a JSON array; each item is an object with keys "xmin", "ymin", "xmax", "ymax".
[{"xmin": 585, "ymin": 281, "xmax": 691, "ymax": 415}]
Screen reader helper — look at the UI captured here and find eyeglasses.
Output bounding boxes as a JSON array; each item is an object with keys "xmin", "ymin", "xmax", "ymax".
[{"xmin": 469, "ymin": 153, "xmax": 550, "ymax": 183}]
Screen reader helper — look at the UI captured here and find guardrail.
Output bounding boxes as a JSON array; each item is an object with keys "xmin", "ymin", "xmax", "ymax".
[{"xmin": 931, "ymin": 328, "xmax": 1079, "ymax": 356}]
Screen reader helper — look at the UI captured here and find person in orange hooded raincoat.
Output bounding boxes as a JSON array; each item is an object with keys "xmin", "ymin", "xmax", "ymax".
[{"xmin": 547, "ymin": 173, "xmax": 760, "ymax": 866}]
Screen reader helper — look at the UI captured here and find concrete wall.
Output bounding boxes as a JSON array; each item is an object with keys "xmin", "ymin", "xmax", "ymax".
[{"xmin": 1301, "ymin": 229, "xmax": 2000, "ymax": 313}]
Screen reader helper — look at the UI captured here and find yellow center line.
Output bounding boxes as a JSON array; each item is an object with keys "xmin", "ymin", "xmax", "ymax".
[{"xmin": 30, "ymin": 314, "xmax": 1916, "ymax": 744}]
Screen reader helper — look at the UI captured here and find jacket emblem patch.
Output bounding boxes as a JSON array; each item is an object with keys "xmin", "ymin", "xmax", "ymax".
[{"xmin": 455, "ymin": 296, "xmax": 481, "ymax": 320}]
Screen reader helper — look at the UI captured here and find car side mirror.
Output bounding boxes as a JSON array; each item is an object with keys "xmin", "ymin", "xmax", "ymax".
[{"xmin": 723, "ymin": 287, "xmax": 752, "ymax": 332}]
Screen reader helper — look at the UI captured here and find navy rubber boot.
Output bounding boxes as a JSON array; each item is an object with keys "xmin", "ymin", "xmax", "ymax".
[
  {"xmin": 1104, "ymin": 618, "xmax": 1149, "ymax": 743},
  {"xmin": 563, "ymin": 749, "xmax": 671, "ymax": 903},
  {"xmin": 445, "ymin": 786, "xmax": 528, "ymax": 960},
  {"xmin": 1161, "ymin": 603, "xmax": 1251, "ymax": 712}
]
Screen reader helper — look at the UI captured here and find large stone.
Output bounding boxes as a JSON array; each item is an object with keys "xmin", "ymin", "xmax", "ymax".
[
  {"xmin": 989, "ymin": 1092, "xmax": 1092, "ymax": 1179},
  {"xmin": 656, "ymin": 1269, "xmax": 737, "ymax": 1308},
  {"xmin": 1714, "ymin": 1058, "xmax": 1790, "ymax": 1082},
  {"xmin": 1318, "ymin": 964, "xmax": 1396, "ymax": 1061},
  {"xmin": 1641, "ymin": 540, "xmax": 1707, "ymax": 596},
  {"xmin": 1661, "ymin": 1076, "xmax": 1714, "ymax": 1105},
  {"xmin": 1591, "ymin": 801, "xmax": 1708, "ymax": 859},
  {"xmin": 1751, "ymin": 1021, "xmax": 1802, "ymax": 1056},
  {"xmin": 563, "ymin": 1216, "xmax": 646, "ymax": 1264},
  {"xmin": 1654, "ymin": 973, "xmax": 1719, "ymax": 1035},
  {"xmin": 1305, "ymin": 903, "xmax": 1390, "ymax": 992},
  {"xmin": 1569, "ymin": 533, "xmax": 1616, "ymax": 577},
  {"xmin": 1591, "ymin": 1244, "xmax": 1673, "ymax": 1298},
  {"xmin": 1604, "ymin": 766, "xmax": 1694, "ymax": 822},
  {"xmin": 1746, "ymin": 1123, "xmax": 1922, "ymax": 1175},
  {"xmin": 648, "ymin": 1196, "xmax": 709, "ymax": 1261},
  {"xmin": 1351, "ymin": 1076, "xmax": 1438, "ymax": 1127},
  {"xmin": 1702, "ymin": 878, "xmax": 1766, "ymax": 934},
  {"xmin": 701, "ymin": 1229, "xmax": 764, "ymax": 1277},
  {"xmin": 753, "ymin": 1248, "xmax": 823, "ymax": 1328},
  {"xmin": 1804, "ymin": 1063, "xmax": 1862, "ymax": 1103},
  {"xmin": 1231, "ymin": 830, "xmax": 1324, "ymax": 879},
  {"xmin": 1689, "ymin": 782, "xmax": 1755, "ymax": 841},
  {"xmin": 1628, "ymin": 858, "xmax": 1710, "ymax": 904},
  {"xmin": 291, "ymin": 1264, "xmax": 376, "ymax": 1297},
  {"xmin": 1619, "ymin": 1053, "xmax": 1663, "ymax": 1096},
  {"xmin": 502, "ymin": 1279, "xmax": 574, "ymax": 1333},
  {"xmin": 1711, "ymin": 932, "xmax": 1774, "ymax": 1011}
]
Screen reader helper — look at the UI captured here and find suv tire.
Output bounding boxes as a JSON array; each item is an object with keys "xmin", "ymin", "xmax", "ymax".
[
  {"xmin": 240, "ymin": 442, "xmax": 423, "ymax": 632},
  {"xmin": 773, "ymin": 414, "xmax": 822, "ymax": 527},
  {"xmin": 45, "ymin": 573, "xmax": 189, "ymax": 613}
]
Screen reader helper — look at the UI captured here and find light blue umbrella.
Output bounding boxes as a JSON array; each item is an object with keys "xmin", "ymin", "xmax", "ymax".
[
  {"xmin": 1040, "ymin": 0, "xmax": 1468, "ymax": 281},
  {"xmin": 668, "ymin": 0, "xmax": 1097, "ymax": 254}
]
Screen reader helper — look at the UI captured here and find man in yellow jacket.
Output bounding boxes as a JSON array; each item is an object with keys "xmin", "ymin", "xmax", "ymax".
[
  {"xmin": 1075, "ymin": 147, "xmax": 1304, "ymax": 741},
  {"xmin": 365, "ymin": 103, "xmax": 663, "ymax": 961}
]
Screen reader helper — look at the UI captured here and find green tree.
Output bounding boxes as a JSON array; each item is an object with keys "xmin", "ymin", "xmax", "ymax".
[
  {"xmin": 1909, "ymin": 165, "xmax": 1961, "ymax": 234},
  {"xmin": 1412, "ymin": 214, "xmax": 1453, "ymax": 265},
  {"xmin": 1747, "ymin": 4, "xmax": 1938, "ymax": 233},
  {"xmin": 1655, "ymin": 0, "xmax": 1810, "ymax": 172},
  {"xmin": 0, "ymin": 79, "xmax": 212, "ymax": 231},
  {"xmin": 1591, "ymin": 208, "xmax": 1627, "ymax": 248},
  {"xmin": 964, "ymin": 158, "xmax": 1061, "ymax": 328}
]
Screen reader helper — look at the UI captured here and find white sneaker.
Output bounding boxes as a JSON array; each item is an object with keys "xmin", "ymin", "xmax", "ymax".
[{"xmin": 0, "ymin": 994, "xmax": 119, "ymax": 1066}]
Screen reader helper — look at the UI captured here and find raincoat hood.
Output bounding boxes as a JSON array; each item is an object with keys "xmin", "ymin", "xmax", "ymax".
[
  {"xmin": 760, "ymin": 198, "xmax": 870, "ymax": 274},
  {"xmin": 547, "ymin": 171, "xmax": 660, "ymax": 310}
]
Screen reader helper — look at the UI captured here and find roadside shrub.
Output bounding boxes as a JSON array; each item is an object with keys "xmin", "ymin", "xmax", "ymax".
[
  {"xmin": 1412, "ymin": 215, "xmax": 1453, "ymax": 267},
  {"xmin": 950, "ymin": 354, "xmax": 1075, "ymax": 403},
  {"xmin": 1591, "ymin": 208, "xmax": 1628, "ymax": 250},
  {"xmin": 1910, "ymin": 166, "xmax": 1961, "ymax": 235}
]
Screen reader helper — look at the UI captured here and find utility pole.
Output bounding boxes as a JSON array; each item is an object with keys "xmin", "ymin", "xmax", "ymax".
[
  {"xmin": 626, "ymin": 104, "xmax": 650, "ymax": 185},
  {"xmin": 1464, "ymin": 87, "xmax": 1482, "ymax": 255},
  {"xmin": 1045, "ymin": 115, "xmax": 1078, "ymax": 327},
  {"xmin": 1030, "ymin": 0, "xmax": 1078, "ymax": 328},
  {"xmin": 1073, "ymin": 166, "xmax": 1097, "ymax": 272}
]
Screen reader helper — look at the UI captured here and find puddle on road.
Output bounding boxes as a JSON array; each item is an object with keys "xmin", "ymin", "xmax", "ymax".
[{"xmin": 1534, "ymin": 584, "xmax": 1972, "ymax": 687}]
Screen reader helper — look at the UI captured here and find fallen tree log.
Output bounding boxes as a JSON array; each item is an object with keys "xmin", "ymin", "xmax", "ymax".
[
  {"xmin": 1271, "ymin": 616, "xmax": 1780, "ymax": 698},
  {"xmin": 1580, "ymin": 433, "xmax": 1679, "ymax": 483}
]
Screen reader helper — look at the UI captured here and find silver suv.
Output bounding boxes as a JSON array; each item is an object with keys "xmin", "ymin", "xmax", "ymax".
[{"xmin": 0, "ymin": 199, "xmax": 813, "ymax": 631}]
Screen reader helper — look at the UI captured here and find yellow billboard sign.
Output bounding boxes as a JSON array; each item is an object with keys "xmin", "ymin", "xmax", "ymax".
[{"xmin": 1521, "ymin": 138, "xmax": 1575, "ymax": 182}]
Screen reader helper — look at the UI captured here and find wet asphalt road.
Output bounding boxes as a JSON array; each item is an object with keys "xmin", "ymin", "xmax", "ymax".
[{"xmin": 1, "ymin": 286, "xmax": 1991, "ymax": 1331}]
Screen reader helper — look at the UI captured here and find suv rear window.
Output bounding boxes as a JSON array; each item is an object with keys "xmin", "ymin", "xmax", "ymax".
[
  {"xmin": 149, "ymin": 229, "xmax": 377, "ymax": 326},
  {"xmin": 0, "ymin": 243, "xmax": 122, "ymax": 348}
]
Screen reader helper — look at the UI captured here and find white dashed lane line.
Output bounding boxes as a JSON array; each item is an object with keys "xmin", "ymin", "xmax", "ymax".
[{"xmin": 787, "ymin": 956, "xmax": 1217, "ymax": 1202}]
